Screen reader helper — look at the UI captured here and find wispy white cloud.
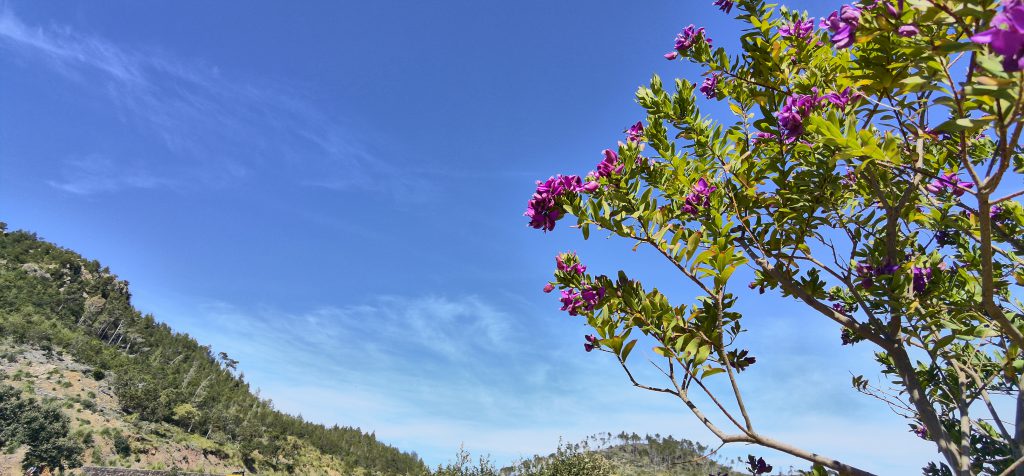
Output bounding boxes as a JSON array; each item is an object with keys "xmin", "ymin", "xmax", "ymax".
[
  {"xmin": 0, "ymin": 6, "xmax": 424, "ymax": 197},
  {"xmin": 45, "ymin": 154, "xmax": 174, "ymax": 195}
]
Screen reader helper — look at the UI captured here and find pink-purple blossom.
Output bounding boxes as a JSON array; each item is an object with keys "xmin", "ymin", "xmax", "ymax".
[
  {"xmin": 775, "ymin": 92, "xmax": 822, "ymax": 140},
  {"xmin": 925, "ymin": 173, "xmax": 973, "ymax": 197},
  {"xmin": 543, "ymin": 283, "xmax": 555, "ymax": 293},
  {"xmin": 912, "ymin": 266, "xmax": 932, "ymax": 293},
  {"xmin": 584, "ymin": 334, "xmax": 598, "ymax": 352},
  {"xmin": 856, "ymin": 261, "xmax": 899, "ymax": 289},
  {"xmin": 559, "ymin": 285, "xmax": 604, "ymax": 316},
  {"xmin": 779, "ymin": 19, "xmax": 815, "ymax": 39},
  {"xmin": 675, "ymin": 25, "xmax": 712, "ymax": 51},
  {"xmin": 971, "ymin": 0, "xmax": 1024, "ymax": 72},
  {"xmin": 682, "ymin": 178, "xmax": 717, "ymax": 215},
  {"xmin": 560, "ymin": 289, "xmax": 583, "ymax": 315},
  {"xmin": 556, "ymin": 252, "xmax": 587, "ymax": 275},
  {"xmin": 595, "ymin": 149, "xmax": 624, "ymax": 178},
  {"xmin": 822, "ymin": 5, "xmax": 862, "ymax": 49},
  {"xmin": 625, "ymin": 121, "xmax": 645, "ymax": 143},
  {"xmin": 664, "ymin": 51, "xmax": 679, "ymax": 60},
  {"xmin": 525, "ymin": 175, "xmax": 583, "ymax": 231},
  {"xmin": 699, "ymin": 73, "xmax": 720, "ymax": 99},
  {"xmin": 713, "ymin": 0, "xmax": 734, "ymax": 14},
  {"xmin": 823, "ymin": 87, "xmax": 860, "ymax": 109},
  {"xmin": 898, "ymin": 24, "xmax": 920, "ymax": 37}
]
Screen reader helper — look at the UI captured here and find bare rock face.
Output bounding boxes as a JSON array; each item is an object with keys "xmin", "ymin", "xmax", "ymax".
[
  {"xmin": 20, "ymin": 263, "xmax": 51, "ymax": 279},
  {"xmin": 85, "ymin": 296, "xmax": 107, "ymax": 316}
]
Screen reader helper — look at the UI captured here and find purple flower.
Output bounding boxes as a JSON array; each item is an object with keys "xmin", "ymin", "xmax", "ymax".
[
  {"xmin": 898, "ymin": 24, "xmax": 920, "ymax": 37},
  {"xmin": 579, "ymin": 285, "xmax": 605, "ymax": 309},
  {"xmin": 971, "ymin": 0, "xmax": 1024, "ymax": 72},
  {"xmin": 746, "ymin": 456, "xmax": 773, "ymax": 475},
  {"xmin": 752, "ymin": 131, "xmax": 779, "ymax": 145},
  {"xmin": 559, "ymin": 289, "xmax": 583, "ymax": 316},
  {"xmin": 775, "ymin": 92, "xmax": 822, "ymax": 140},
  {"xmin": 675, "ymin": 25, "xmax": 711, "ymax": 51},
  {"xmin": 682, "ymin": 177, "xmax": 717, "ymax": 215},
  {"xmin": 543, "ymin": 283, "xmax": 555, "ymax": 293},
  {"xmin": 664, "ymin": 51, "xmax": 679, "ymax": 60},
  {"xmin": 991, "ymin": 205, "xmax": 1004, "ymax": 218},
  {"xmin": 876, "ymin": 262, "xmax": 899, "ymax": 276},
  {"xmin": 525, "ymin": 190, "xmax": 560, "ymax": 231},
  {"xmin": 925, "ymin": 173, "xmax": 973, "ymax": 197},
  {"xmin": 692, "ymin": 177, "xmax": 716, "ymax": 196},
  {"xmin": 855, "ymin": 262, "xmax": 876, "ymax": 288},
  {"xmin": 912, "ymin": 424, "xmax": 929, "ymax": 439},
  {"xmin": 822, "ymin": 5, "xmax": 862, "ymax": 49},
  {"xmin": 912, "ymin": 266, "xmax": 932, "ymax": 293},
  {"xmin": 625, "ymin": 121, "xmax": 645, "ymax": 143},
  {"xmin": 712, "ymin": 0, "xmax": 734, "ymax": 14},
  {"xmin": 841, "ymin": 327, "xmax": 857, "ymax": 345},
  {"xmin": 580, "ymin": 181, "xmax": 600, "ymax": 193},
  {"xmin": 527, "ymin": 175, "xmax": 590, "ymax": 231},
  {"xmin": 779, "ymin": 19, "xmax": 815, "ymax": 38},
  {"xmin": 556, "ymin": 252, "xmax": 587, "ymax": 275},
  {"xmin": 595, "ymin": 149, "xmax": 624, "ymax": 178},
  {"xmin": 823, "ymin": 87, "xmax": 860, "ymax": 108},
  {"xmin": 699, "ymin": 73, "xmax": 720, "ymax": 99}
]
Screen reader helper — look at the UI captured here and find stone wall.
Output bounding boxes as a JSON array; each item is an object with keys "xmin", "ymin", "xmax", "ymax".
[{"xmin": 80, "ymin": 467, "xmax": 230, "ymax": 476}]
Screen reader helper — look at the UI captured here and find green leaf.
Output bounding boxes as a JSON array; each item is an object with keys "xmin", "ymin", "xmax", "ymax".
[{"xmin": 621, "ymin": 339, "xmax": 638, "ymax": 362}]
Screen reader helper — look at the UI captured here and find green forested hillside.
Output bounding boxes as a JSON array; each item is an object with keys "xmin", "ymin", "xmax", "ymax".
[
  {"xmin": 429, "ymin": 433, "xmax": 740, "ymax": 476},
  {"xmin": 0, "ymin": 223, "xmax": 427, "ymax": 475}
]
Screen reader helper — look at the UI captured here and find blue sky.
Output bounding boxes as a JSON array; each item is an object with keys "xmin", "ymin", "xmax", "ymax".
[{"xmin": 0, "ymin": 1, "xmax": 941, "ymax": 473}]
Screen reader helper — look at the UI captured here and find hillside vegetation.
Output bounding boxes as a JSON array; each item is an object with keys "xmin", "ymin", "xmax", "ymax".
[{"xmin": 0, "ymin": 223, "xmax": 427, "ymax": 475}]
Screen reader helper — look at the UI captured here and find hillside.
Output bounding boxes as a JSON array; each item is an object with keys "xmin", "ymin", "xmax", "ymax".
[
  {"xmin": 0, "ymin": 223, "xmax": 427, "ymax": 475},
  {"xmin": 500, "ymin": 433, "xmax": 741, "ymax": 476}
]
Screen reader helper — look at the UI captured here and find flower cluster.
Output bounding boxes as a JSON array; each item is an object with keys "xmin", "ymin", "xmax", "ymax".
[
  {"xmin": 746, "ymin": 456, "xmax": 773, "ymax": 475},
  {"xmin": 779, "ymin": 18, "xmax": 815, "ymax": 39},
  {"xmin": 971, "ymin": 0, "xmax": 1024, "ymax": 72},
  {"xmin": 911, "ymin": 424, "xmax": 929, "ymax": 440},
  {"xmin": 625, "ymin": 122, "xmax": 644, "ymax": 143},
  {"xmin": 556, "ymin": 252, "xmax": 587, "ymax": 275},
  {"xmin": 912, "ymin": 266, "xmax": 932, "ymax": 294},
  {"xmin": 856, "ymin": 261, "xmax": 899, "ymax": 289},
  {"xmin": 595, "ymin": 149, "xmax": 624, "ymax": 179},
  {"xmin": 559, "ymin": 284, "xmax": 605, "ymax": 316},
  {"xmin": 699, "ymin": 73, "xmax": 720, "ymax": 99},
  {"xmin": 832, "ymin": 301, "xmax": 854, "ymax": 314},
  {"xmin": 821, "ymin": 5, "xmax": 862, "ymax": 49},
  {"xmin": 681, "ymin": 178, "xmax": 717, "ymax": 215},
  {"xmin": 822, "ymin": 87, "xmax": 860, "ymax": 109},
  {"xmin": 925, "ymin": 173, "xmax": 973, "ymax": 197},
  {"xmin": 673, "ymin": 24, "xmax": 712, "ymax": 53},
  {"xmin": 840, "ymin": 327, "xmax": 865, "ymax": 345},
  {"xmin": 776, "ymin": 92, "xmax": 822, "ymax": 140},
  {"xmin": 712, "ymin": 0, "xmax": 734, "ymax": 14},
  {"xmin": 584, "ymin": 334, "xmax": 598, "ymax": 352},
  {"xmin": 525, "ymin": 175, "xmax": 583, "ymax": 231},
  {"xmin": 898, "ymin": 24, "xmax": 920, "ymax": 37}
]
